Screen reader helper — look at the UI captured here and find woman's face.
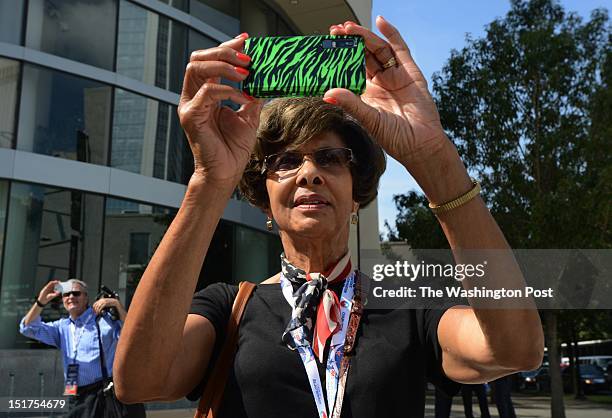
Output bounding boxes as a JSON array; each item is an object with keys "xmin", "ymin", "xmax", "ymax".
[{"xmin": 265, "ymin": 131, "xmax": 357, "ymax": 241}]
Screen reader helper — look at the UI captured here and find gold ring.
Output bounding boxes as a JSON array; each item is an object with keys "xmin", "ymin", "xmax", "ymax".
[{"xmin": 382, "ymin": 56, "xmax": 397, "ymax": 69}]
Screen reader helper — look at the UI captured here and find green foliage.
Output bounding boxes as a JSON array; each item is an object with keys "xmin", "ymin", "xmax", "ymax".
[
  {"xmin": 391, "ymin": 0, "xmax": 611, "ymax": 250},
  {"xmin": 387, "ymin": 192, "xmax": 449, "ymax": 248},
  {"xmin": 558, "ymin": 309, "xmax": 612, "ymax": 341}
]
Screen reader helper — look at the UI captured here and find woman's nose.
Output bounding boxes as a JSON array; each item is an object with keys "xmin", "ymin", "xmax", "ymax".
[{"xmin": 295, "ymin": 157, "xmax": 323, "ymax": 186}]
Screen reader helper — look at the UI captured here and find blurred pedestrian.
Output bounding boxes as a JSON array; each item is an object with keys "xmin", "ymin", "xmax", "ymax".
[
  {"xmin": 20, "ymin": 279, "xmax": 145, "ymax": 418},
  {"xmin": 493, "ymin": 375, "xmax": 516, "ymax": 418},
  {"xmin": 435, "ymin": 387, "xmax": 454, "ymax": 418},
  {"xmin": 461, "ymin": 384, "xmax": 490, "ymax": 418}
]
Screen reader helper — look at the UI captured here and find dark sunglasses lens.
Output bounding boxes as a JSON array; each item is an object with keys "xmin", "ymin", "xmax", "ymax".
[
  {"xmin": 273, "ymin": 153, "xmax": 303, "ymax": 171},
  {"xmin": 265, "ymin": 148, "xmax": 352, "ymax": 173},
  {"xmin": 315, "ymin": 148, "xmax": 351, "ymax": 167},
  {"xmin": 63, "ymin": 291, "xmax": 81, "ymax": 298}
]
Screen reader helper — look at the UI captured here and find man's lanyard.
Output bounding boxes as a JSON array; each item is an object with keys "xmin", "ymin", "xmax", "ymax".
[
  {"xmin": 69, "ymin": 317, "xmax": 87, "ymax": 362},
  {"xmin": 281, "ymin": 271, "xmax": 361, "ymax": 417}
]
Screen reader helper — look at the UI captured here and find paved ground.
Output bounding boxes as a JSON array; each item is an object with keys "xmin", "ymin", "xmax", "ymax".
[
  {"xmin": 145, "ymin": 393, "xmax": 612, "ymax": 418},
  {"xmin": 422, "ymin": 393, "xmax": 612, "ymax": 418}
]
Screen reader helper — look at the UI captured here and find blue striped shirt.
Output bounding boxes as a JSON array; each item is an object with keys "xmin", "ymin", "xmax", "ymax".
[{"xmin": 20, "ymin": 307, "xmax": 122, "ymax": 386}]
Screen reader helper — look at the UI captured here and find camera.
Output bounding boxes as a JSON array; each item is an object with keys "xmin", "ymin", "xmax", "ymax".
[
  {"xmin": 96, "ymin": 285, "xmax": 120, "ymax": 320},
  {"xmin": 321, "ymin": 38, "xmax": 357, "ymax": 49}
]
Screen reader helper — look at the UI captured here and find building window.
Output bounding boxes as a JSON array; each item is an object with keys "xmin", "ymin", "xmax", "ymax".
[
  {"xmin": 239, "ymin": 0, "xmax": 296, "ymax": 37},
  {"xmin": 189, "ymin": 0, "xmax": 240, "ymax": 35},
  {"xmin": 111, "ymin": 88, "xmax": 191, "ymax": 184},
  {"xmin": 0, "ymin": 182, "xmax": 104, "ymax": 349},
  {"xmin": 129, "ymin": 232, "xmax": 150, "ymax": 265},
  {"xmin": 234, "ymin": 225, "xmax": 282, "ymax": 283},
  {"xmin": 159, "ymin": 0, "xmax": 189, "ymax": 12},
  {"xmin": 0, "ymin": 0, "xmax": 25, "ymax": 45},
  {"xmin": 191, "ymin": 0, "xmax": 239, "ymax": 19},
  {"xmin": 101, "ymin": 198, "xmax": 176, "ymax": 308},
  {"xmin": 25, "ymin": 0, "xmax": 117, "ymax": 71},
  {"xmin": 188, "ymin": 30, "xmax": 216, "ymax": 55},
  {"xmin": 116, "ymin": 0, "xmax": 188, "ymax": 94},
  {"xmin": 267, "ymin": 232, "xmax": 283, "ymax": 277},
  {"xmin": 198, "ymin": 220, "xmax": 234, "ymax": 290},
  {"xmin": 276, "ymin": 14, "xmax": 294, "ymax": 36},
  {"xmin": 197, "ymin": 221, "xmax": 282, "ymax": 289},
  {"xmin": 187, "ymin": 30, "xmax": 240, "ymax": 111},
  {"xmin": 0, "ymin": 58, "xmax": 20, "ymax": 149},
  {"xmin": 0, "ymin": 180, "xmax": 8, "ymax": 279},
  {"xmin": 17, "ymin": 64, "xmax": 111, "ymax": 165}
]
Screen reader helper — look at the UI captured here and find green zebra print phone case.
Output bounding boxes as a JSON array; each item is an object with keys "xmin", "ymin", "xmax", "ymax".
[{"xmin": 242, "ymin": 35, "xmax": 366, "ymax": 98}]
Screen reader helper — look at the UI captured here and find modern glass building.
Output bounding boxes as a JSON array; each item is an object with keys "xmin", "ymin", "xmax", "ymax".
[{"xmin": 0, "ymin": 0, "xmax": 376, "ymax": 403}]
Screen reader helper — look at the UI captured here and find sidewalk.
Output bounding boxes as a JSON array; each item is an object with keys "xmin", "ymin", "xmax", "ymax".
[
  {"xmin": 147, "ymin": 409, "xmax": 195, "ymax": 418},
  {"xmin": 423, "ymin": 393, "xmax": 612, "ymax": 418},
  {"xmin": 144, "ymin": 394, "xmax": 612, "ymax": 418}
]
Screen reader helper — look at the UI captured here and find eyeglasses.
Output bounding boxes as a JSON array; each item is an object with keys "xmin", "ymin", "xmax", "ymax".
[
  {"xmin": 62, "ymin": 291, "xmax": 83, "ymax": 298},
  {"xmin": 261, "ymin": 147, "xmax": 354, "ymax": 175}
]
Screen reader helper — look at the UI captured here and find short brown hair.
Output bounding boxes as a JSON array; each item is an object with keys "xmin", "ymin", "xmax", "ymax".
[{"xmin": 239, "ymin": 98, "xmax": 386, "ymax": 210}]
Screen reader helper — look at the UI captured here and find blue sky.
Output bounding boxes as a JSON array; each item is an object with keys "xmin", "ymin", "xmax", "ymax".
[{"xmin": 371, "ymin": 0, "xmax": 609, "ymax": 236}]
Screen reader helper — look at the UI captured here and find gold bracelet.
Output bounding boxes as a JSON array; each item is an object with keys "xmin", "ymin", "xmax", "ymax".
[{"xmin": 428, "ymin": 178, "xmax": 481, "ymax": 215}]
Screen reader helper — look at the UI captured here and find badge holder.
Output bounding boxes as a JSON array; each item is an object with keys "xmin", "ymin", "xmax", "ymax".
[{"xmin": 64, "ymin": 364, "xmax": 79, "ymax": 396}]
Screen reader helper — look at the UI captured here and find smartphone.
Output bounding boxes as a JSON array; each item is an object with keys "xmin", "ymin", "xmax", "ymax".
[
  {"xmin": 242, "ymin": 35, "xmax": 366, "ymax": 98},
  {"xmin": 54, "ymin": 282, "xmax": 72, "ymax": 294}
]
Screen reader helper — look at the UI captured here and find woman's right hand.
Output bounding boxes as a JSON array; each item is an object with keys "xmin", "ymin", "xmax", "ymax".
[
  {"xmin": 38, "ymin": 280, "xmax": 60, "ymax": 305},
  {"xmin": 178, "ymin": 33, "xmax": 263, "ymax": 188}
]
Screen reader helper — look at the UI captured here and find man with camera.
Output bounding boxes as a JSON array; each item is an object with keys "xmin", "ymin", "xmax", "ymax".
[{"xmin": 20, "ymin": 279, "xmax": 145, "ymax": 417}]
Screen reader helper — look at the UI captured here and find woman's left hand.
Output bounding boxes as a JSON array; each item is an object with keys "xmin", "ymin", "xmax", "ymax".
[{"xmin": 326, "ymin": 16, "xmax": 451, "ymax": 171}]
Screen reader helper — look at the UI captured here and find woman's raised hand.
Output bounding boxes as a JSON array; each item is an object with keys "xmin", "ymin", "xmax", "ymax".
[
  {"xmin": 178, "ymin": 34, "xmax": 263, "ymax": 188},
  {"xmin": 326, "ymin": 17, "xmax": 450, "ymax": 171}
]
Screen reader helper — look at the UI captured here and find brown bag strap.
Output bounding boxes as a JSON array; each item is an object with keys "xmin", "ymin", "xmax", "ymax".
[{"xmin": 194, "ymin": 281, "xmax": 256, "ymax": 418}]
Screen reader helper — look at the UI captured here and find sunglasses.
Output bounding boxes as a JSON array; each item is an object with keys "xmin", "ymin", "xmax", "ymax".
[
  {"xmin": 261, "ymin": 147, "xmax": 354, "ymax": 175},
  {"xmin": 62, "ymin": 291, "xmax": 83, "ymax": 298}
]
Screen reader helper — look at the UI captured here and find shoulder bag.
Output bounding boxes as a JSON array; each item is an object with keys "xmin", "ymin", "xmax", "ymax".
[
  {"xmin": 68, "ymin": 316, "xmax": 146, "ymax": 418},
  {"xmin": 94, "ymin": 317, "xmax": 146, "ymax": 418},
  {"xmin": 194, "ymin": 281, "xmax": 256, "ymax": 418}
]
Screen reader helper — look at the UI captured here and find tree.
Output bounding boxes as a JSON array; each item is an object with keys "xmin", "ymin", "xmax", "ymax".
[
  {"xmin": 386, "ymin": 192, "xmax": 448, "ymax": 248},
  {"xmin": 557, "ymin": 310, "xmax": 612, "ymax": 398},
  {"xmin": 390, "ymin": 1, "xmax": 610, "ymax": 417}
]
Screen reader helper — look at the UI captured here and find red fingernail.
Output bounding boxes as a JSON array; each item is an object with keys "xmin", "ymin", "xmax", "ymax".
[
  {"xmin": 236, "ymin": 52, "xmax": 251, "ymax": 62},
  {"xmin": 235, "ymin": 66, "xmax": 249, "ymax": 76},
  {"xmin": 242, "ymin": 91, "xmax": 255, "ymax": 101},
  {"xmin": 323, "ymin": 97, "xmax": 338, "ymax": 105},
  {"xmin": 235, "ymin": 32, "xmax": 249, "ymax": 39}
]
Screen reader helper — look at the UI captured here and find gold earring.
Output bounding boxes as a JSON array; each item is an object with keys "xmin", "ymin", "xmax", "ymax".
[
  {"xmin": 266, "ymin": 217, "xmax": 273, "ymax": 231},
  {"xmin": 350, "ymin": 212, "xmax": 358, "ymax": 225}
]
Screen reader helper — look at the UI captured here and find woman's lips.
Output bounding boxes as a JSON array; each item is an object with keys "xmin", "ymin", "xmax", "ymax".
[
  {"xmin": 292, "ymin": 193, "xmax": 331, "ymax": 212},
  {"xmin": 294, "ymin": 203, "xmax": 329, "ymax": 211},
  {"xmin": 293, "ymin": 194, "xmax": 330, "ymax": 207}
]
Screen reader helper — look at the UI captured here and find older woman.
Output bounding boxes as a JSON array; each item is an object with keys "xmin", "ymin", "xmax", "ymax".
[{"xmin": 114, "ymin": 17, "xmax": 544, "ymax": 417}]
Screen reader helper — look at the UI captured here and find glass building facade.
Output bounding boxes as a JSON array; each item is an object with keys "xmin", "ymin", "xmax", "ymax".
[
  {"xmin": 0, "ymin": 0, "xmax": 286, "ymax": 400},
  {"xmin": 0, "ymin": 0, "xmax": 370, "ymax": 404}
]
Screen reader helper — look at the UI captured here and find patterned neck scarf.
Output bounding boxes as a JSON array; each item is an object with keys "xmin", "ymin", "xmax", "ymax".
[{"xmin": 281, "ymin": 252, "xmax": 353, "ymax": 362}]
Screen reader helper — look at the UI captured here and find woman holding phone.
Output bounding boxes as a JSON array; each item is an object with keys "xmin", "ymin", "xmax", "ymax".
[{"xmin": 113, "ymin": 17, "xmax": 544, "ymax": 417}]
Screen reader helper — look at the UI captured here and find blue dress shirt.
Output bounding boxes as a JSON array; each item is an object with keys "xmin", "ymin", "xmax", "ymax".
[{"xmin": 20, "ymin": 306, "xmax": 122, "ymax": 386}]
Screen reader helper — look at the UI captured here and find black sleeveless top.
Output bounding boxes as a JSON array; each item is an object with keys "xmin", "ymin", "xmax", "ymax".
[{"xmin": 187, "ymin": 277, "xmax": 459, "ymax": 417}]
